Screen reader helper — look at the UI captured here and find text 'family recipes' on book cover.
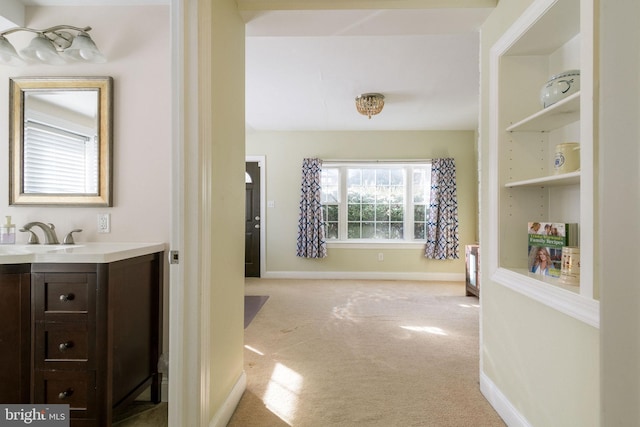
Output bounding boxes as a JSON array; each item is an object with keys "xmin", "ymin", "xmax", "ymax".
[{"xmin": 527, "ymin": 222, "xmax": 578, "ymax": 278}]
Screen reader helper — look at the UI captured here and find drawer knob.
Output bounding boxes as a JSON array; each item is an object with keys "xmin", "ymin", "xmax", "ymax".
[
  {"xmin": 59, "ymin": 293, "xmax": 75, "ymax": 302},
  {"xmin": 58, "ymin": 389, "xmax": 74, "ymax": 400},
  {"xmin": 59, "ymin": 341, "xmax": 74, "ymax": 351}
]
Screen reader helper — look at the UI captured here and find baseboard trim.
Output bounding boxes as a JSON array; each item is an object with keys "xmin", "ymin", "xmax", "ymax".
[
  {"xmin": 209, "ymin": 371, "xmax": 247, "ymax": 427},
  {"xmin": 162, "ymin": 377, "xmax": 169, "ymax": 403},
  {"xmin": 480, "ymin": 371, "xmax": 531, "ymax": 427},
  {"xmin": 262, "ymin": 271, "xmax": 464, "ymax": 282}
]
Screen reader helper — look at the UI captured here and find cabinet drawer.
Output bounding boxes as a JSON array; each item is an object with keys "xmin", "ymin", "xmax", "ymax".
[
  {"xmin": 34, "ymin": 370, "xmax": 96, "ymax": 420},
  {"xmin": 45, "ymin": 282, "xmax": 89, "ymax": 313},
  {"xmin": 32, "ymin": 273, "xmax": 96, "ymax": 323},
  {"xmin": 34, "ymin": 322, "xmax": 95, "ymax": 370},
  {"xmin": 44, "ymin": 324, "xmax": 90, "ymax": 361}
]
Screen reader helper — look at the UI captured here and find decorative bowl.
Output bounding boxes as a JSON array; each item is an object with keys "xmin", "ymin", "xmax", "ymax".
[{"xmin": 540, "ymin": 69, "xmax": 580, "ymax": 108}]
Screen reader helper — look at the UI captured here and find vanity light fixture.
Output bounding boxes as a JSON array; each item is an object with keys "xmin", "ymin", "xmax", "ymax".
[
  {"xmin": 355, "ymin": 93, "xmax": 385, "ymax": 119},
  {"xmin": 0, "ymin": 25, "xmax": 105, "ymax": 66}
]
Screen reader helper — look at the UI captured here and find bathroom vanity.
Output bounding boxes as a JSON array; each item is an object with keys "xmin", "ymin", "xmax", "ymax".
[{"xmin": 0, "ymin": 243, "xmax": 164, "ymax": 426}]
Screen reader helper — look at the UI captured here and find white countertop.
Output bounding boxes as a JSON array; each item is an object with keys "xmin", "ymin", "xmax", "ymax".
[{"xmin": 0, "ymin": 242, "xmax": 166, "ymax": 264}]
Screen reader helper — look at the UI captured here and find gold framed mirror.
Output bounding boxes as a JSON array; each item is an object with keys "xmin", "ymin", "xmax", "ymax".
[{"xmin": 9, "ymin": 76, "xmax": 113, "ymax": 206}]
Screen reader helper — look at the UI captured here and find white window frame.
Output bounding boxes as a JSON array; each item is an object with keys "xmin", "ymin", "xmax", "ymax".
[{"xmin": 322, "ymin": 161, "xmax": 431, "ymax": 248}]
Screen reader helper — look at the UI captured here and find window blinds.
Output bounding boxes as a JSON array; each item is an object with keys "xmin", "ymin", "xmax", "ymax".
[{"xmin": 23, "ymin": 120, "xmax": 98, "ymax": 194}]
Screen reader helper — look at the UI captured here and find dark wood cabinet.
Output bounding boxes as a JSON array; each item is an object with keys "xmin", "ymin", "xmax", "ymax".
[
  {"xmin": 0, "ymin": 264, "xmax": 31, "ymax": 404},
  {"xmin": 0, "ymin": 252, "xmax": 163, "ymax": 427}
]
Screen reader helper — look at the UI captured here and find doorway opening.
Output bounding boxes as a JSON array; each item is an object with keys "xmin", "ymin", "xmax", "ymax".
[{"xmin": 245, "ymin": 160, "xmax": 262, "ymax": 277}]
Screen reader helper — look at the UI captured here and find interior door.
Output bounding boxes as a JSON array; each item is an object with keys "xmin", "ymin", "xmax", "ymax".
[{"xmin": 245, "ymin": 162, "xmax": 261, "ymax": 277}]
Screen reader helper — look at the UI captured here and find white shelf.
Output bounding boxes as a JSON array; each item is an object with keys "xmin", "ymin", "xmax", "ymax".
[
  {"xmin": 505, "ymin": 171, "xmax": 580, "ymax": 188},
  {"xmin": 492, "ymin": 267, "xmax": 599, "ymax": 328},
  {"xmin": 506, "ymin": 92, "xmax": 580, "ymax": 132}
]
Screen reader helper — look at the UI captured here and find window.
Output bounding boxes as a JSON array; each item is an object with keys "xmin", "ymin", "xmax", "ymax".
[{"xmin": 321, "ymin": 162, "xmax": 431, "ymax": 242}]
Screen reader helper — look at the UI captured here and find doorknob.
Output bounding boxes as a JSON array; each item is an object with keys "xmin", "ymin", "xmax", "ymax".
[
  {"xmin": 254, "ymin": 224, "xmax": 260, "ymax": 229},
  {"xmin": 255, "ymin": 216, "xmax": 260, "ymax": 221}
]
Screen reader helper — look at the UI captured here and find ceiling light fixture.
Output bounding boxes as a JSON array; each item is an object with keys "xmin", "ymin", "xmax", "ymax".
[
  {"xmin": 0, "ymin": 25, "xmax": 105, "ymax": 66},
  {"xmin": 355, "ymin": 93, "xmax": 385, "ymax": 119}
]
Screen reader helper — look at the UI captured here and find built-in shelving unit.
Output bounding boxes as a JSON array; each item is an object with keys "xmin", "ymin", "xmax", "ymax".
[{"xmin": 488, "ymin": 0, "xmax": 598, "ymax": 327}]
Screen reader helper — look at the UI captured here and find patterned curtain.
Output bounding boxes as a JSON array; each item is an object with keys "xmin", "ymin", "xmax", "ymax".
[
  {"xmin": 296, "ymin": 158, "xmax": 327, "ymax": 258},
  {"xmin": 425, "ymin": 158, "xmax": 459, "ymax": 259}
]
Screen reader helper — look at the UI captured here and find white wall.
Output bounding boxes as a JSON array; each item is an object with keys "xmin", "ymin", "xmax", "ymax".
[
  {"xmin": 0, "ymin": 5, "xmax": 171, "ymax": 245},
  {"xmin": 247, "ymin": 130, "xmax": 477, "ymax": 280}
]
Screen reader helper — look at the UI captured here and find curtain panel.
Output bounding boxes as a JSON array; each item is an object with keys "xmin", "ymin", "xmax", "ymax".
[
  {"xmin": 296, "ymin": 158, "xmax": 327, "ymax": 258},
  {"xmin": 425, "ymin": 158, "xmax": 459, "ymax": 260}
]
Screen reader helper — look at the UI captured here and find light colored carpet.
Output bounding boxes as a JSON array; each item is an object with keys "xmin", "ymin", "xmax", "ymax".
[{"xmin": 227, "ymin": 278, "xmax": 505, "ymax": 427}]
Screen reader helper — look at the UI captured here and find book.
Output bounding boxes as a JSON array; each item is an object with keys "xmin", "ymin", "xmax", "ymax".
[{"xmin": 527, "ymin": 222, "xmax": 578, "ymax": 278}]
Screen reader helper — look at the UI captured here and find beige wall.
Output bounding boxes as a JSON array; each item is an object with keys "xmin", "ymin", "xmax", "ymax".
[
  {"xmin": 247, "ymin": 130, "xmax": 477, "ymax": 279},
  {"xmin": 203, "ymin": 0, "xmax": 247, "ymax": 419},
  {"xmin": 479, "ymin": 1, "xmax": 600, "ymax": 425},
  {"xmin": 598, "ymin": 1, "xmax": 640, "ymax": 425}
]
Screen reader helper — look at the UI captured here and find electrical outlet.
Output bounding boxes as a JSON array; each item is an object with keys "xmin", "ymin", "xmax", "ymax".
[
  {"xmin": 378, "ymin": 252, "xmax": 384, "ymax": 261},
  {"xmin": 98, "ymin": 213, "xmax": 111, "ymax": 233}
]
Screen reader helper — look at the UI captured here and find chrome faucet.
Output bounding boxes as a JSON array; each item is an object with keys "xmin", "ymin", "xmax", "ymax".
[{"xmin": 20, "ymin": 222, "xmax": 60, "ymax": 244}]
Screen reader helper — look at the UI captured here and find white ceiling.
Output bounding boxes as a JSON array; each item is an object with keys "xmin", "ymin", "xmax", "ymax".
[
  {"xmin": 244, "ymin": 9, "xmax": 490, "ymax": 131},
  {"xmin": 8, "ymin": 0, "xmax": 494, "ymax": 132}
]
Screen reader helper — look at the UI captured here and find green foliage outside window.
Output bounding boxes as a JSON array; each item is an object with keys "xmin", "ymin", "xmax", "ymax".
[{"xmin": 321, "ymin": 163, "xmax": 430, "ymax": 242}]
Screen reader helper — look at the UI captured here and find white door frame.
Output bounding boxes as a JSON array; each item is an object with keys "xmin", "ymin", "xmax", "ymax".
[{"xmin": 169, "ymin": 0, "xmax": 198, "ymax": 424}]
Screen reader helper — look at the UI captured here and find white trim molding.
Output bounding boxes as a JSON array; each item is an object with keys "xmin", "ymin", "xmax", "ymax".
[
  {"xmin": 480, "ymin": 372, "xmax": 531, "ymax": 427},
  {"xmin": 492, "ymin": 268, "xmax": 600, "ymax": 328},
  {"xmin": 208, "ymin": 372, "xmax": 247, "ymax": 427},
  {"xmin": 263, "ymin": 270, "xmax": 464, "ymax": 282},
  {"xmin": 162, "ymin": 377, "xmax": 169, "ymax": 402}
]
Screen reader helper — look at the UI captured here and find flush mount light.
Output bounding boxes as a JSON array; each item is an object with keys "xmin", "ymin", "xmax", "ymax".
[
  {"xmin": 355, "ymin": 93, "xmax": 385, "ymax": 119},
  {"xmin": 0, "ymin": 25, "xmax": 105, "ymax": 66}
]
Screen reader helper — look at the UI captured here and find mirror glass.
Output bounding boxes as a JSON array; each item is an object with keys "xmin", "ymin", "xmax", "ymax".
[{"xmin": 9, "ymin": 77, "xmax": 113, "ymax": 206}]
